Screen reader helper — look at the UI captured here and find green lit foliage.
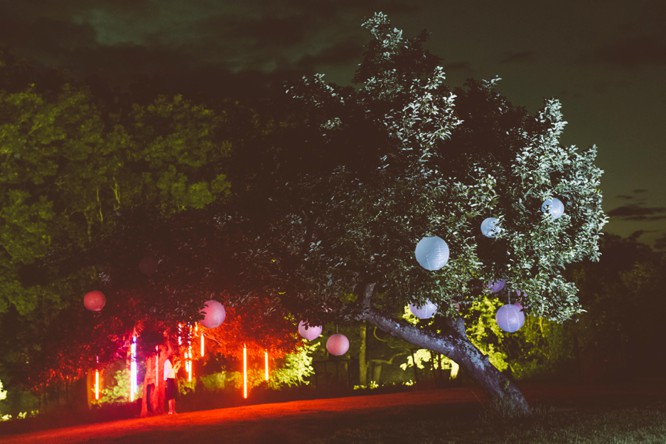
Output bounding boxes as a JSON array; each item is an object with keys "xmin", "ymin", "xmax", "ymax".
[
  {"xmin": 267, "ymin": 343, "xmax": 316, "ymax": 389},
  {"xmin": 464, "ymin": 297, "xmax": 509, "ymax": 372},
  {"xmin": 98, "ymin": 368, "xmax": 139, "ymax": 404},
  {"xmin": 260, "ymin": 11, "xmax": 607, "ymax": 328}
]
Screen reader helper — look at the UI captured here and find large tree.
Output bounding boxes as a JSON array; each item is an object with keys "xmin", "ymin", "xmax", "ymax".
[{"xmin": 236, "ymin": 13, "xmax": 607, "ymax": 413}]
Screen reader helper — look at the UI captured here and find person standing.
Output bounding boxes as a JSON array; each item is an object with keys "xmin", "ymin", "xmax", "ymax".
[{"xmin": 164, "ymin": 353, "xmax": 181, "ymax": 414}]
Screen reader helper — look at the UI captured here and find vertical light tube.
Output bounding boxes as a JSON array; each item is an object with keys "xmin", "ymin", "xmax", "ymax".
[
  {"xmin": 130, "ymin": 335, "xmax": 137, "ymax": 402},
  {"xmin": 243, "ymin": 345, "xmax": 248, "ymax": 399},
  {"xmin": 264, "ymin": 350, "xmax": 269, "ymax": 381},
  {"xmin": 200, "ymin": 331, "xmax": 205, "ymax": 357},
  {"xmin": 155, "ymin": 346, "xmax": 159, "ymax": 391},
  {"xmin": 95, "ymin": 370, "xmax": 100, "ymax": 400}
]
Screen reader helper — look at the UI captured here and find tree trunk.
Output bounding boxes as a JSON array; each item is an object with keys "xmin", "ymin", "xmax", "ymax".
[
  {"xmin": 360, "ymin": 283, "xmax": 530, "ymax": 415},
  {"xmin": 358, "ymin": 321, "xmax": 368, "ymax": 387},
  {"xmin": 140, "ymin": 344, "xmax": 167, "ymax": 417}
]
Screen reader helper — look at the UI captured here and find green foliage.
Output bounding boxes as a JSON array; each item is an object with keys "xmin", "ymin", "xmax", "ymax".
[
  {"xmin": 267, "ymin": 11, "xmax": 607, "ymax": 328},
  {"xmin": 267, "ymin": 343, "xmax": 316, "ymax": 389},
  {"xmin": 464, "ymin": 297, "xmax": 509, "ymax": 372},
  {"xmin": 99, "ymin": 369, "xmax": 137, "ymax": 404}
]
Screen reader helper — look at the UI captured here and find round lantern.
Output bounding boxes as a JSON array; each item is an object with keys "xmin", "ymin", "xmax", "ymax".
[
  {"xmin": 326, "ymin": 334, "xmax": 350, "ymax": 356},
  {"xmin": 200, "ymin": 300, "xmax": 226, "ymax": 328},
  {"xmin": 495, "ymin": 304, "xmax": 525, "ymax": 333},
  {"xmin": 414, "ymin": 236, "xmax": 450, "ymax": 271},
  {"xmin": 480, "ymin": 217, "xmax": 501, "ymax": 238},
  {"xmin": 488, "ymin": 279, "xmax": 506, "ymax": 293},
  {"xmin": 298, "ymin": 321, "xmax": 323, "ymax": 341},
  {"xmin": 408, "ymin": 300, "xmax": 438, "ymax": 319},
  {"xmin": 84, "ymin": 290, "xmax": 106, "ymax": 312},
  {"xmin": 541, "ymin": 197, "xmax": 565, "ymax": 220}
]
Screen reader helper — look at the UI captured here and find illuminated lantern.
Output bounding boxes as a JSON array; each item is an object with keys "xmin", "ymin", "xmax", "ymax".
[
  {"xmin": 326, "ymin": 334, "xmax": 350, "ymax": 356},
  {"xmin": 84, "ymin": 290, "xmax": 106, "ymax": 312},
  {"xmin": 541, "ymin": 197, "xmax": 565, "ymax": 220},
  {"xmin": 138, "ymin": 256, "xmax": 158, "ymax": 276},
  {"xmin": 298, "ymin": 321, "xmax": 322, "ymax": 341},
  {"xmin": 480, "ymin": 217, "xmax": 501, "ymax": 238},
  {"xmin": 488, "ymin": 279, "xmax": 506, "ymax": 293},
  {"xmin": 495, "ymin": 304, "xmax": 525, "ymax": 333},
  {"xmin": 414, "ymin": 236, "xmax": 450, "ymax": 271},
  {"xmin": 408, "ymin": 300, "xmax": 437, "ymax": 319},
  {"xmin": 200, "ymin": 300, "xmax": 226, "ymax": 328}
]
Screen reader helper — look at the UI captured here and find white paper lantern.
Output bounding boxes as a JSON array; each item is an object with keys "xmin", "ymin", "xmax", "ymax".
[
  {"xmin": 488, "ymin": 279, "xmax": 506, "ymax": 293},
  {"xmin": 326, "ymin": 334, "xmax": 350, "ymax": 356},
  {"xmin": 298, "ymin": 321, "xmax": 322, "ymax": 341},
  {"xmin": 200, "ymin": 300, "xmax": 226, "ymax": 328},
  {"xmin": 480, "ymin": 217, "xmax": 501, "ymax": 238},
  {"xmin": 415, "ymin": 236, "xmax": 450, "ymax": 271},
  {"xmin": 84, "ymin": 290, "xmax": 106, "ymax": 312},
  {"xmin": 495, "ymin": 304, "xmax": 525, "ymax": 333},
  {"xmin": 541, "ymin": 198, "xmax": 565, "ymax": 220},
  {"xmin": 408, "ymin": 300, "xmax": 438, "ymax": 319}
]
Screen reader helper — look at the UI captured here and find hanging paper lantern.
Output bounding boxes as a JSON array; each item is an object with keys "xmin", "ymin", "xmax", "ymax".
[
  {"xmin": 541, "ymin": 198, "xmax": 565, "ymax": 220},
  {"xmin": 298, "ymin": 321, "xmax": 323, "ymax": 341},
  {"xmin": 138, "ymin": 256, "xmax": 158, "ymax": 276},
  {"xmin": 480, "ymin": 217, "xmax": 501, "ymax": 238},
  {"xmin": 414, "ymin": 236, "xmax": 450, "ymax": 271},
  {"xmin": 84, "ymin": 290, "xmax": 106, "ymax": 312},
  {"xmin": 495, "ymin": 304, "xmax": 525, "ymax": 333},
  {"xmin": 200, "ymin": 300, "xmax": 226, "ymax": 328},
  {"xmin": 326, "ymin": 334, "xmax": 350, "ymax": 356},
  {"xmin": 488, "ymin": 279, "xmax": 506, "ymax": 293},
  {"xmin": 408, "ymin": 300, "xmax": 438, "ymax": 319}
]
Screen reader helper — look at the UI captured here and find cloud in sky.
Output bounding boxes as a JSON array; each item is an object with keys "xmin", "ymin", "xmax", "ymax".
[{"xmin": 607, "ymin": 204, "xmax": 666, "ymax": 221}]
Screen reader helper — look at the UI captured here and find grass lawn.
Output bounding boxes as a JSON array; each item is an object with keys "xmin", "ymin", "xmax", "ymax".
[{"xmin": 311, "ymin": 401, "xmax": 666, "ymax": 444}]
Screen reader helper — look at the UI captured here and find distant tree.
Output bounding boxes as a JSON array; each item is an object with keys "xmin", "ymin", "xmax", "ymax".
[{"xmin": 235, "ymin": 12, "xmax": 607, "ymax": 414}]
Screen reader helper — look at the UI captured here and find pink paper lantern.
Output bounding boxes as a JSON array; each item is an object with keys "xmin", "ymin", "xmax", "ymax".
[
  {"xmin": 495, "ymin": 303, "xmax": 525, "ymax": 333},
  {"xmin": 200, "ymin": 300, "xmax": 226, "ymax": 328},
  {"xmin": 326, "ymin": 334, "xmax": 350, "ymax": 356},
  {"xmin": 298, "ymin": 321, "xmax": 322, "ymax": 341},
  {"xmin": 84, "ymin": 290, "xmax": 106, "ymax": 312}
]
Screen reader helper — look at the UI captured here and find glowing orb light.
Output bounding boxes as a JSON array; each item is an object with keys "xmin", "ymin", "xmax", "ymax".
[
  {"xmin": 298, "ymin": 321, "xmax": 323, "ymax": 340},
  {"xmin": 200, "ymin": 300, "xmax": 226, "ymax": 328},
  {"xmin": 480, "ymin": 217, "xmax": 501, "ymax": 238},
  {"xmin": 415, "ymin": 236, "xmax": 450, "ymax": 271},
  {"xmin": 326, "ymin": 334, "xmax": 350, "ymax": 356},
  {"xmin": 488, "ymin": 279, "xmax": 506, "ymax": 293},
  {"xmin": 84, "ymin": 290, "xmax": 106, "ymax": 312},
  {"xmin": 496, "ymin": 304, "xmax": 525, "ymax": 333},
  {"xmin": 408, "ymin": 300, "xmax": 438, "ymax": 319},
  {"xmin": 541, "ymin": 197, "xmax": 565, "ymax": 220}
]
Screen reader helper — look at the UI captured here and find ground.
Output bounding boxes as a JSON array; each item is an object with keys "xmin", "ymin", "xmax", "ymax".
[{"xmin": 1, "ymin": 382, "xmax": 665, "ymax": 443}]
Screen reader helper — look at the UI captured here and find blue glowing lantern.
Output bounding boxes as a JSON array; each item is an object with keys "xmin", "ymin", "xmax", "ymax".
[
  {"xmin": 488, "ymin": 279, "xmax": 506, "ymax": 293},
  {"xmin": 414, "ymin": 236, "xmax": 450, "ymax": 271},
  {"xmin": 409, "ymin": 300, "xmax": 438, "ymax": 319},
  {"xmin": 495, "ymin": 304, "xmax": 525, "ymax": 333},
  {"xmin": 480, "ymin": 217, "xmax": 501, "ymax": 238},
  {"xmin": 541, "ymin": 198, "xmax": 565, "ymax": 220}
]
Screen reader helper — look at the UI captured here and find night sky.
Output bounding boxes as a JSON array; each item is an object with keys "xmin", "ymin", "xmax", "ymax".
[{"xmin": 1, "ymin": 0, "xmax": 664, "ymax": 249}]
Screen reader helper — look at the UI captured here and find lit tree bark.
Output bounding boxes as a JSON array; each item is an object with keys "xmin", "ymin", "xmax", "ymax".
[
  {"xmin": 360, "ymin": 283, "xmax": 530, "ymax": 414},
  {"xmin": 358, "ymin": 321, "xmax": 368, "ymax": 387}
]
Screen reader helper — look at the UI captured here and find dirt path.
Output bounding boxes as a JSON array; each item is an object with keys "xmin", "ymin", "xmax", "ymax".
[{"xmin": 2, "ymin": 383, "xmax": 662, "ymax": 443}]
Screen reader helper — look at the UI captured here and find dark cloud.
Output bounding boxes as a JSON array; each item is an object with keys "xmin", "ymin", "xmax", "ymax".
[
  {"xmin": 616, "ymin": 194, "xmax": 635, "ymax": 200},
  {"xmin": 296, "ymin": 38, "xmax": 363, "ymax": 70},
  {"xmin": 583, "ymin": 34, "xmax": 666, "ymax": 67},
  {"xmin": 608, "ymin": 204, "xmax": 666, "ymax": 221},
  {"xmin": 498, "ymin": 51, "xmax": 537, "ymax": 65},
  {"xmin": 655, "ymin": 233, "xmax": 666, "ymax": 250}
]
